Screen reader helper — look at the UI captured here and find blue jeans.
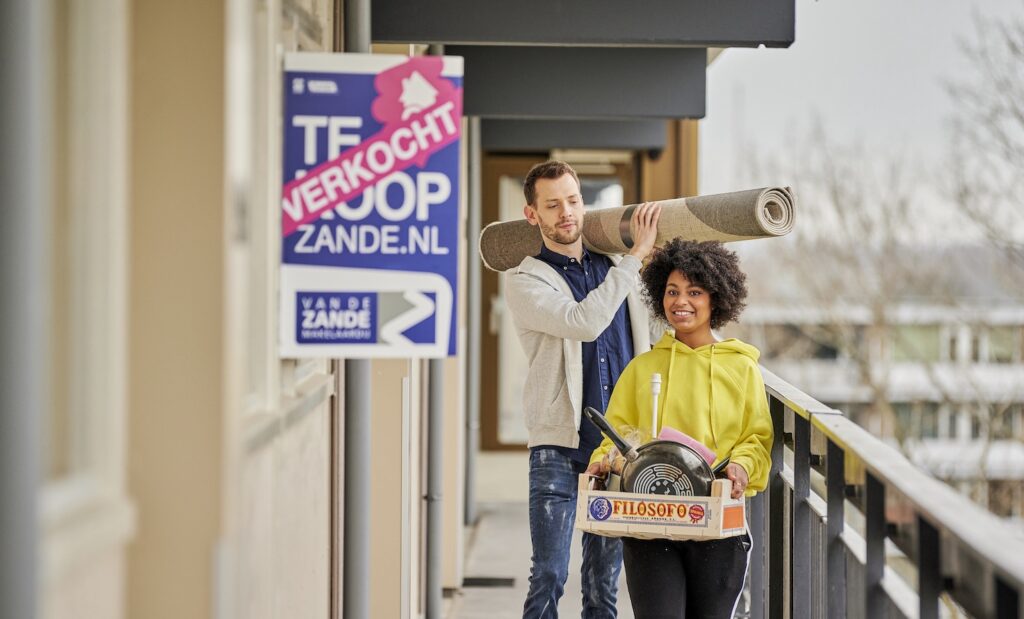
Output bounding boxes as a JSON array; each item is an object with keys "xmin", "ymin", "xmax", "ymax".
[{"xmin": 523, "ymin": 448, "xmax": 622, "ymax": 618}]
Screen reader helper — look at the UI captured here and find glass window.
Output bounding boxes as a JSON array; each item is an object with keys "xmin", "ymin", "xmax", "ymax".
[
  {"xmin": 892, "ymin": 402, "xmax": 913, "ymax": 438},
  {"xmin": 988, "ymin": 480, "xmax": 1022, "ymax": 518},
  {"xmin": 992, "ymin": 404, "xmax": 1023, "ymax": 440},
  {"xmin": 944, "ymin": 409, "xmax": 958, "ymax": 439},
  {"xmin": 762, "ymin": 324, "xmax": 839, "ymax": 360},
  {"xmin": 917, "ymin": 402, "xmax": 940, "ymax": 439},
  {"xmin": 892, "ymin": 325, "xmax": 941, "ymax": 362},
  {"xmin": 944, "ymin": 329, "xmax": 958, "ymax": 362},
  {"xmin": 970, "ymin": 330, "xmax": 982, "ymax": 362},
  {"xmin": 971, "ymin": 412, "xmax": 984, "ymax": 439},
  {"xmin": 988, "ymin": 326, "xmax": 1019, "ymax": 364}
]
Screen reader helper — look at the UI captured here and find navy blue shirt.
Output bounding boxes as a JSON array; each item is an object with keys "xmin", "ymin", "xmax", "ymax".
[{"xmin": 532, "ymin": 245, "xmax": 634, "ymax": 464}]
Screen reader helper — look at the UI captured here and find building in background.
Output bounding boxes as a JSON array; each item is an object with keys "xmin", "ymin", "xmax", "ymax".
[{"xmin": 729, "ymin": 244, "xmax": 1024, "ymax": 521}]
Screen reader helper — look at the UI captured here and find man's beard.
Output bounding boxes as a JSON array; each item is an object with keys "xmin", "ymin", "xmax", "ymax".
[{"xmin": 539, "ymin": 220, "xmax": 582, "ymax": 245}]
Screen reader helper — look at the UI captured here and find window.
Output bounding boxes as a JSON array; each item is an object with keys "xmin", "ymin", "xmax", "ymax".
[
  {"xmin": 762, "ymin": 324, "xmax": 840, "ymax": 360},
  {"xmin": 914, "ymin": 402, "xmax": 939, "ymax": 439},
  {"xmin": 890, "ymin": 401, "xmax": 939, "ymax": 440},
  {"xmin": 971, "ymin": 410, "xmax": 984, "ymax": 440},
  {"xmin": 940, "ymin": 407, "xmax": 958, "ymax": 439},
  {"xmin": 893, "ymin": 402, "xmax": 913, "ymax": 438},
  {"xmin": 988, "ymin": 326, "xmax": 1020, "ymax": 364},
  {"xmin": 988, "ymin": 480, "xmax": 1023, "ymax": 518},
  {"xmin": 943, "ymin": 327, "xmax": 958, "ymax": 362},
  {"xmin": 970, "ymin": 329, "xmax": 982, "ymax": 362},
  {"xmin": 892, "ymin": 325, "xmax": 941, "ymax": 362},
  {"xmin": 991, "ymin": 404, "xmax": 1023, "ymax": 440}
]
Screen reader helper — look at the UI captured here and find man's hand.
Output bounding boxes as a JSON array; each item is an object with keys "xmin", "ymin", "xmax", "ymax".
[
  {"xmin": 725, "ymin": 462, "xmax": 749, "ymax": 499},
  {"xmin": 627, "ymin": 201, "xmax": 662, "ymax": 260},
  {"xmin": 585, "ymin": 455, "xmax": 624, "ymax": 477},
  {"xmin": 585, "ymin": 461, "xmax": 607, "ymax": 477}
]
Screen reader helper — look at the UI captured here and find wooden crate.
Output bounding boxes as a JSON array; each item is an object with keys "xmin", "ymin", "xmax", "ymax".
[{"xmin": 574, "ymin": 474, "xmax": 746, "ymax": 541}]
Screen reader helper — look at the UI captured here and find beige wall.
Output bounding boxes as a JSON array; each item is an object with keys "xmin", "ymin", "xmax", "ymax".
[
  {"xmin": 641, "ymin": 119, "xmax": 700, "ymax": 200},
  {"xmin": 369, "ymin": 358, "xmax": 415, "ymax": 619},
  {"xmin": 127, "ymin": 1, "xmax": 225, "ymax": 617},
  {"xmin": 442, "ymin": 355, "xmax": 465, "ymax": 588}
]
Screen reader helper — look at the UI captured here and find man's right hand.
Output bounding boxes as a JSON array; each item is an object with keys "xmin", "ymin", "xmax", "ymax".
[
  {"xmin": 585, "ymin": 461, "xmax": 607, "ymax": 477},
  {"xmin": 627, "ymin": 201, "xmax": 662, "ymax": 260}
]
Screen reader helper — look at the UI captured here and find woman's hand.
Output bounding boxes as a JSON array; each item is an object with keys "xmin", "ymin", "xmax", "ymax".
[{"xmin": 725, "ymin": 463, "xmax": 749, "ymax": 499}]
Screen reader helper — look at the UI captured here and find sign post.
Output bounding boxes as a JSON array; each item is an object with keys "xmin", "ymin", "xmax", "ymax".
[{"xmin": 281, "ymin": 52, "xmax": 463, "ymax": 358}]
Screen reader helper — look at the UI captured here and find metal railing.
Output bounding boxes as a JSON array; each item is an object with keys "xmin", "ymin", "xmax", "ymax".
[{"xmin": 748, "ymin": 367, "xmax": 1024, "ymax": 619}]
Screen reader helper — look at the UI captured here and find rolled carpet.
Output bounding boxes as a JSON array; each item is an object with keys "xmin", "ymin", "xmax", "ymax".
[{"xmin": 478, "ymin": 186, "xmax": 796, "ymax": 272}]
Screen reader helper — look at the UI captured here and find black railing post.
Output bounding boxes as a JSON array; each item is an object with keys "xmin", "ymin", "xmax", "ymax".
[
  {"xmin": 918, "ymin": 515, "xmax": 941, "ymax": 619},
  {"xmin": 995, "ymin": 576, "xmax": 1020, "ymax": 619},
  {"xmin": 768, "ymin": 396, "xmax": 786, "ymax": 619},
  {"xmin": 826, "ymin": 439, "xmax": 846, "ymax": 618},
  {"xmin": 866, "ymin": 473, "xmax": 886, "ymax": 618},
  {"xmin": 750, "ymin": 492, "xmax": 766, "ymax": 619},
  {"xmin": 792, "ymin": 414, "xmax": 811, "ymax": 618}
]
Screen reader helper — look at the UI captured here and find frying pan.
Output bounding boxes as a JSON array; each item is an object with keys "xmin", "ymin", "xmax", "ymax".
[{"xmin": 583, "ymin": 406, "xmax": 729, "ymax": 497}]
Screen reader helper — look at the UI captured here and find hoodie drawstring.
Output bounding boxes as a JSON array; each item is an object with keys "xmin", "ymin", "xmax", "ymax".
[
  {"xmin": 663, "ymin": 340, "xmax": 677, "ymax": 439},
  {"xmin": 709, "ymin": 344, "xmax": 719, "ymax": 451}
]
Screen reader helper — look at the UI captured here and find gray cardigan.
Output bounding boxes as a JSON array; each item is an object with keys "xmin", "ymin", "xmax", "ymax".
[{"xmin": 504, "ymin": 252, "xmax": 651, "ymax": 448}]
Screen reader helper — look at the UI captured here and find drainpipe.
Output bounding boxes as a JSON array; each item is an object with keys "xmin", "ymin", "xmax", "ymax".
[
  {"xmin": 343, "ymin": 2, "xmax": 371, "ymax": 619},
  {"xmin": 464, "ymin": 116, "xmax": 482, "ymax": 526},
  {"xmin": 427, "ymin": 358, "xmax": 445, "ymax": 619},
  {"xmin": 0, "ymin": 0, "xmax": 47, "ymax": 617},
  {"xmin": 425, "ymin": 40, "xmax": 446, "ymax": 619}
]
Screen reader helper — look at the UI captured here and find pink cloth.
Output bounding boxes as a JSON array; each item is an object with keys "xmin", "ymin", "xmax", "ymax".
[{"xmin": 658, "ymin": 425, "xmax": 716, "ymax": 466}]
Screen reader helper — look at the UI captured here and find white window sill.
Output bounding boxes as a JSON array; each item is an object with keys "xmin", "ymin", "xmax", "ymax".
[{"xmin": 41, "ymin": 475, "xmax": 136, "ymax": 586}]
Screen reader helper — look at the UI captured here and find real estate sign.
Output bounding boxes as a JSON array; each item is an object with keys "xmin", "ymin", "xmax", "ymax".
[{"xmin": 280, "ymin": 52, "xmax": 462, "ymax": 358}]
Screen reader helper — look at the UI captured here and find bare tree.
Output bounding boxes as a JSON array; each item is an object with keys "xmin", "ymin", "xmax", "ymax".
[
  {"xmin": 735, "ymin": 123, "xmax": 950, "ymax": 450},
  {"xmin": 943, "ymin": 7, "xmax": 1024, "ymax": 517},
  {"xmin": 736, "ymin": 123, "xmax": 1024, "ymax": 520},
  {"xmin": 721, "ymin": 7, "xmax": 1024, "ymax": 518},
  {"xmin": 947, "ymin": 8, "xmax": 1024, "ymax": 291}
]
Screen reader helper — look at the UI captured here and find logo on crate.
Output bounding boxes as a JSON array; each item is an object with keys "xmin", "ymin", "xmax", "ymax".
[
  {"xmin": 688, "ymin": 504, "xmax": 705, "ymax": 524},
  {"xmin": 588, "ymin": 497, "xmax": 613, "ymax": 521}
]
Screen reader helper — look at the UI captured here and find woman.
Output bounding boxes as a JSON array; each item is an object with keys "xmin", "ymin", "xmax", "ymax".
[{"xmin": 586, "ymin": 238, "xmax": 773, "ymax": 619}]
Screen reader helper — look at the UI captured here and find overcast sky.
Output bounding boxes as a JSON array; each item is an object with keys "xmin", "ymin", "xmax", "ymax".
[{"xmin": 699, "ymin": 0, "xmax": 1022, "ymax": 204}]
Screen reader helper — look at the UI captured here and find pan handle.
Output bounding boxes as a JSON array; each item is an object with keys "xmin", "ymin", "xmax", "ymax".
[
  {"xmin": 711, "ymin": 457, "xmax": 731, "ymax": 477},
  {"xmin": 583, "ymin": 407, "xmax": 639, "ymax": 461}
]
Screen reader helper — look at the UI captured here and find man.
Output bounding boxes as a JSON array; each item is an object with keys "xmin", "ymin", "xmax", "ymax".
[{"xmin": 505, "ymin": 160, "xmax": 661, "ymax": 618}]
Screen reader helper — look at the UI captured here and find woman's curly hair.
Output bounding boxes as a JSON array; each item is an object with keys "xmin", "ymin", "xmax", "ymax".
[{"xmin": 641, "ymin": 239, "xmax": 748, "ymax": 330}]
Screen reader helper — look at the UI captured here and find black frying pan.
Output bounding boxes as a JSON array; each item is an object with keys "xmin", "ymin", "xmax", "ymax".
[{"xmin": 584, "ymin": 406, "xmax": 729, "ymax": 497}]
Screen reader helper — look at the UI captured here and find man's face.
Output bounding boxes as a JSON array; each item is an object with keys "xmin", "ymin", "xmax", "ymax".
[{"xmin": 524, "ymin": 173, "xmax": 584, "ymax": 246}]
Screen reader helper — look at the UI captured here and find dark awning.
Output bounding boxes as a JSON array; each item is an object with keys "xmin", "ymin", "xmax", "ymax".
[
  {"xmin": 373, "ymin": 0, "xmax": 794, "ymax": 48},
  {"xmin": 452, "ymin": 46, "xmax": 705, "ymax": 119},
  {"xmin": 481, "ymin": 119, "xmax": 667, "ymax": 152}
]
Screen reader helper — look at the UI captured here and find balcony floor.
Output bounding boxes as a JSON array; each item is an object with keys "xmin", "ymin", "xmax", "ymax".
[{"xmin": 449, "ymin": 452, "xmax": 634, "ymax": 618}]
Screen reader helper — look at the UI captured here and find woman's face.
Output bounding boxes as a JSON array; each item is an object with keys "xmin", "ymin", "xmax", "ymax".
[{"xmin": 663, "ymin": 270, "xmax": 713, "ymax": 343}]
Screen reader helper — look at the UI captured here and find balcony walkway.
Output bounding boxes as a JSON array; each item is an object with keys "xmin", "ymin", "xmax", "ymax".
[{"xmin": 447, "ymin": 452, "xmax": 635, "ymax": 618}]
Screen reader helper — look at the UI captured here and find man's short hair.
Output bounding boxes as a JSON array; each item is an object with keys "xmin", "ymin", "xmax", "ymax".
[{"xmin": 523, "ymin": 160, "xmax": 580, "ymax": 206}]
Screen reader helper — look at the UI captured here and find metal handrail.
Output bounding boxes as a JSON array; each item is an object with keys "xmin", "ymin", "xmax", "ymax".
[{"xmin": 751, "ymin": 366, "xmax": 1024, "ymax": 619}]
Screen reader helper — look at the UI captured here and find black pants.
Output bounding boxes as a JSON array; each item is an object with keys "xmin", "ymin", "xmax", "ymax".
[{"xmin": 622, "ymin": 534, "xmax": 751, "ymax": 619}]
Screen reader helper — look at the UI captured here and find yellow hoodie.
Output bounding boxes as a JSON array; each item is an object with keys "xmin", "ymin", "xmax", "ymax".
[{"xmin": 589, "ymin": 331, "xmax": 774, "ymax": 496}]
